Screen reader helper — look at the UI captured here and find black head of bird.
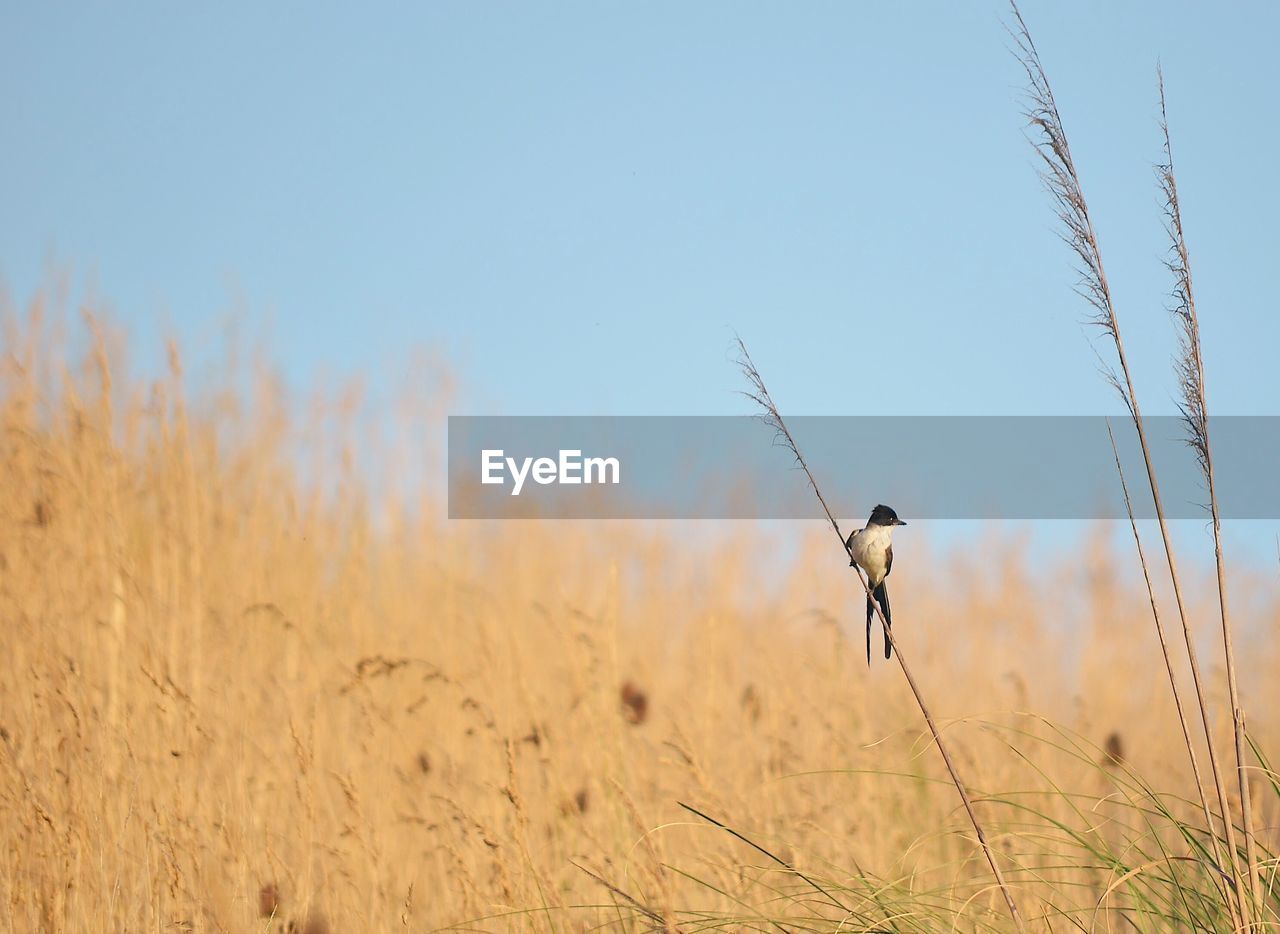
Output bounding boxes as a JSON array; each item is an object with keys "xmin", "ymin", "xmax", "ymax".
[{"xmin": 867, "ymin": 504, "xmax": 907, "ymax": 528}]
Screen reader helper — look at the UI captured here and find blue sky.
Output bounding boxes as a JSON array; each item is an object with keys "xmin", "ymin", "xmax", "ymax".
[
  {"xmin": 5, "ymin": 1, "xmax": 1278, "ymax": 418},
  {"xmin": 3, "ymin": 3, "xmax": 1279, "ymax": 572}
]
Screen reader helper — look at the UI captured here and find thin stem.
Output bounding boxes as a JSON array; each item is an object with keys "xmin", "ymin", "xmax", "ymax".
[
  {"xmin": 1105, "ymin": 419, "xmax": 1229, "ymax": 898},
  {"xmin": 736, "ymin": 338, "xmax": 1025, "ymax": 932},
  {"xmin": 1159, "ymin": 70, "xmax": 1262, "ymax": 920},
  {"xmin": 1010, "ymin": 3, "xmax": 1244, "ymax": 921}
]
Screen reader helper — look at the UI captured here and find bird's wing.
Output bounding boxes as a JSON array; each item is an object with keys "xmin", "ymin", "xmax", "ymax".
[
  {"xmin": 845, "ymin": 528, "xmax": 862, "ymax": 566},
  {"xmin": 885, "ymin": 544, "xmax": 893, "ymax": 577}
]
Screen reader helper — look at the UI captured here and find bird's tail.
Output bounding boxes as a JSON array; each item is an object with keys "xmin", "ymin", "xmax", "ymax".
[
  {"xmin": 873, "ymin": 581, "xmax": 892, "ymax": 660},
  {"xmin": 865, "ymin": 595, "xmax": 873, "ymax": 666}
]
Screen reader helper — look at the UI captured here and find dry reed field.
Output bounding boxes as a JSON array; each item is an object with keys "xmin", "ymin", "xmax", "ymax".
[
  {"xmin": 1, "ymin": 298, "xmax": 1277, "ymax": 932},
  {"xmin": 5, "ymin": 6, "xmax": 1280, "ymax": 932}
]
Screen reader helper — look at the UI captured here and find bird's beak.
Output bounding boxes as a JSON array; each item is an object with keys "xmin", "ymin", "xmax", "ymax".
[{"xmin": 897, "ymin": 519, "xmax": 908, "ymax": 526}]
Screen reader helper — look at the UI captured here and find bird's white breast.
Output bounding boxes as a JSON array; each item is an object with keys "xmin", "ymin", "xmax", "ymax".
[{"xmin": 849, "ymin": 524, "xmax": 892, "ymax": 584}]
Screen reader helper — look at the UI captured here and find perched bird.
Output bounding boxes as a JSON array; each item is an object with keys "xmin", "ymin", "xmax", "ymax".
[{"xmin": 845, "ymin": 504, "xmax": 908, "ymax": 663}]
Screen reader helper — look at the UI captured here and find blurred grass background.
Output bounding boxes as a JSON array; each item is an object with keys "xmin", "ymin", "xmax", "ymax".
[{"xmin": 1, "ymin": 293, "xmax": 1277, "ymax": 930}]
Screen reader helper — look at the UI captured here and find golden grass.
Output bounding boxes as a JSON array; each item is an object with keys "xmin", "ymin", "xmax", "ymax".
[{"xmin": 1, "ymin": 298, "xmax": 1277, "ymax": 931}]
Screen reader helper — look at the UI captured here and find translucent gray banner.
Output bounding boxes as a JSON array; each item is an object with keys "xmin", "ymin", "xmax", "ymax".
[{"xmin": 447, "ymin": 416, "xmax": 1280, "ymax": 519}]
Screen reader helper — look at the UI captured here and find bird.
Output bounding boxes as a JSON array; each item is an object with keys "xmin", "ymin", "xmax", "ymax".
[{"xmin": 845, "ymin": 504, "xmax": 907, "ymax": 664}]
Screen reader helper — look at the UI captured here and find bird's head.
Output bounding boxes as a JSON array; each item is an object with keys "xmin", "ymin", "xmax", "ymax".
[{"xmin": 868, "ymin": 504, "xmax": 907, "ymax": 528}]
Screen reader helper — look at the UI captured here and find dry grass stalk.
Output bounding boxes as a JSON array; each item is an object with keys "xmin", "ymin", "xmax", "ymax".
[
  {"xmin": 1010, "ymin": 2, "xmax": 1244, "ymax": 918},
  {"xmin": 677, "ymin": 801, "xmax": 852, "ymax": 923},
  {"xmin": 1158, "ymin": 70, "xmax": 1263, "ymax": 919},
  {"xmin": 569, "ymin": 860, "xmax": 668, "ymax": 930},
  {"xmin": 1106, "ymin": 419, "xmax": 1229, "ymax": 902},
  {"xmin": 736, "ymin": 338, "xmax": 1026, "ymax": 931}
]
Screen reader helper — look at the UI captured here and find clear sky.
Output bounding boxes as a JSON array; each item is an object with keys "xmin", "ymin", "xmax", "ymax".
[
  {"xmin": 5, "ymin": 1, "xmax": 1278, "ymax": 421},
  {"xmin": 4, "ymin": 0, "xmax": 1279, "ymax": 591}
]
